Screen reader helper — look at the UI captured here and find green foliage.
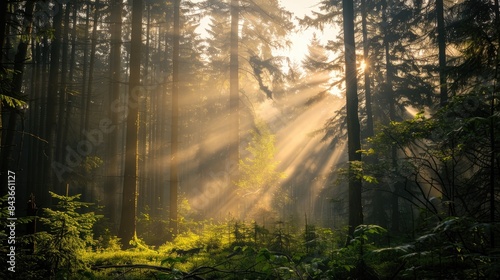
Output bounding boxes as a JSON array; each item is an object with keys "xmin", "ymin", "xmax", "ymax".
[
  {"xmin": 237, "ymin": 121, "xmax": 285, "ymax": 196},
  {"xmin": 236, "ymin": 121, "xmax": 287, "ymax": 220},
  {"xmin": 137, "ymin": 207, "xmax": 169, "ymax": 246},
  {"xmin": 0, "ymin": 69, "xmax": 28, "ymax": 108},
  {"xmin": 0, "ymin": 93, "xmax": 28, "ymax": 109},
  {"xmin": 336, "ymin": 160, "xmax": 379, "ymax": 185},
  {"xmin": 373, "ymin": 217, "xmax": 500, "ymax": 279},
  {"xmin": 370, "ymin": 91, "xmax": 499, "ymax": 220},
  {"xmin": 33, "ymin": 191, "xmax": 100, "ymax": 278}
]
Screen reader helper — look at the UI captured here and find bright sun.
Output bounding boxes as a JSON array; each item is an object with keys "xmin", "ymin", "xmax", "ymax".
[{"xmin": 359, "ymin": 60, "xmax": 367, "ymax": 72}]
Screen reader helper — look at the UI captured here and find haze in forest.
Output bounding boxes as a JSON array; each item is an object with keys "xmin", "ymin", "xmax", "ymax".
[{"xmin": 0, "ymin": 0, "xmax": 499, "ymax": 278}]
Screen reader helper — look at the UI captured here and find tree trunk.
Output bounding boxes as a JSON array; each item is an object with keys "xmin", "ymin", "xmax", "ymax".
[
  {"xmin": 106, "ymin": 0, "xmax": 124, "ymax": 232},
  {"xmin": 361, "ymin": 0, "xmax": 374, "ymax": 138},
  {"xmin": 342, "ymin": 0, "xmax": 363, "ymax": 238},
  {"xmin": 119, "ymin": 0, "xmax": 142, "ymax": 247},
  {"xmin": 490, "ymin": 0, "xmax": 499, "ymax": 249},
  {"xmin": 138, "ymin": 3, "xmax": 151, "ymax": 213},
  {"xmin": 55, "ymin": 1, "xmax": 71, "ymax": 166},
  {"xmin": 36, "ymin": 38, "xmax": 50, "ymax": 198},
  {"xmin": 169, "ymin": 0, "xmax": 181, "ymax": 240},
  {"xmin": 436, "ymin": 0, "xmax": 447, "ymax": 106},
  {"xmin": 0, "ymin": 0, "xmax": 8, "ymax": 67},
  {"xmin": 80, "ymin": 4, "xmax": 90, "ymax": 138},
  {"xmin": 84, "ymin": 0, "xmax": 100, "ymax": 132},
  {"xmin": 382, "ymin": 1, "xmax": 400, "ymax": 233},
  {"xmin": 229, "ymin": 0, "xmax": 240, "ymax": 185},
  {"xmin": 44, "ymin": 0, "xmax": 63, "ymax": 196}
]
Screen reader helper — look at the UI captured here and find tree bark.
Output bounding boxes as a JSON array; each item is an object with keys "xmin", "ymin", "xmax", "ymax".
[
  {"xmin": 84, "ymin": 0, "xmax": 100, "ymax": 132},
  {"xmin": 361, "ymin": 0, "xmax": 374, "ymax": 138},
  {"xmin": 229, "ymin": 0, "xmax": 240, "ymax": 185},
  {"xmin": 342, "ymin": 0, "xmax": 363, "ymax": 237},
  {"xmin": 55, "ymin": 1, "xmax": 72, "ymax": 167},
  {"xmin": 382, "ymin": 0, "xmax": 400, "ymax": 233},
  {"xmin": 107, "ymin": 0, "xmax": 124, "ymax": 232},
  {"xmin": 44, "ymin": 0, "xmax": 63, "ymax": 196},
  {"xmin": 436, "ymin": 0, "xmax": 447, "ymax": 106},
  {"xmin": 119, "ymin": 0, "xmax": 142, "ymax": 247},
  {"xmin": 169, "ymin": 0, "xmax": 181, "ymax": 240},
  {"xmin": 80, "ymin": 4, "xmax": 90, "ymax": 138}
]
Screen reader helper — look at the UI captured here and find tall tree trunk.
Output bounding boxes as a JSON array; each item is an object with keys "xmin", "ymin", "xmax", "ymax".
[
  {"xmin": 0, "ymin": 0, "xmax": 8, "ymax": 68},
  {"xmin": 490, "ymin": 0, "xmax": 499, "ymax": 249},
  {"xmin": 361, "ymin": 0, "xmax": 374, "ymax": 138},
  {"xmin": 27, "ymin": 40, "xmax": 40, "ymax": 196},
  {"xmin": 80, "ymin": 4, "xmax": 90, "ymax": 138},
  {"xmin": 361, "ymin": 0, "xmax": 386, "ymax": 227},
  {"xmin": 342, "ymin": 0, "xmax": 363, "ymax": 237},
  {"xmin": 62, "ymin": 1, "xmax": 79, "ymax": 163},
  {"xmin": 36, "ymin": 38, "xmax": 50, "ymax": 198},
  {"xmin": 436, "ymin": 0, "xmax": 447, "ymax": 106},
  {"xmin": 107, "ymin": 0, "xmax": 123, "ymax": 232},
  {"xmin": 169, "ymin": 0, "xmax": 181, "ymax": 240},
  {"xmin": 55, "ymin": 1, "xmax": 72, "ymax": 189},
  {"xmin": 84, "ymin": 0, "xmax": 100, "ymax": 132},
  {"xmin": 119, "ymin": 0, "xmax": 142, "ymax": 247},
  {"xmin": 382, "ymin": 1, "xmax": 400, "ymax": 233},
  {"xmin": 229, "ymin": 0, "xmax": 240, "ymax": 184},
  {"xmin": 44, "ymin": 0, "xmax": 63, "ymax": 196},
  {"xmin": 138, "ymin": 3, "xmax": 151, "ymax": 213}
]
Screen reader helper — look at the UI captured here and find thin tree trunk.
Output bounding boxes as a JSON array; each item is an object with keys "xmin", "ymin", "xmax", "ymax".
[
  {"xmin": 490, "ymin": 0, "xmax": 499, "ymax": 249},
  {"xmin": 0, "ymin": 0, "xmax": 8, "ymax": 68},
  {"xmin": 84, "ymin": 0, "xmax": 100, "ymax": 132},
  {"xmin": 36, "ymin": 38, "xmax": 49, "ymax": 198},
  {"xmin": 169, "ymin": 0, "xmax": 181, "ymax": 240},
  {"xmin": 139, "ymin": 3, "xmax": 151, "ymax": 212},
  {"xmin": 382, "ymin": 1, "xmax": 400, "ymax": 233},
  {"xmin": 80, "ymin": 4, "xmax": 90, "ymax": 138},
  {"xmin": 343, "ymin": 0, "xmax": 363, "ymax": 238},
  {"xmin": 361, "ymin": 0, "xmax": 386, "ymax": 227},
  {"xmin": 229, "ymin": 0, "xmax": 240, "ymax": 184},
  {"xmin": 27, "ymin": 39, "xmax": 40, "ymax": 196},
  {"xmin": 44, "ymin": 0, "xmax": 63, "ymax": 195},
  {"xmin": 361, "ymin": 0, "xmax": 374, "ymax": 138},
  {"xmin": 107, "ymin": 0, "xmax": 123, "ymax": 232},
  {"xmin": 56, "ymin": 1, "xmax": 71, "ymax": 166},
  {"xmin": 437, "ymin": 0, "xmax": 447, "ymax": 106},
  {"xmin": 119, "ymin": 0, "xmax": 142, "ymax": 247}
]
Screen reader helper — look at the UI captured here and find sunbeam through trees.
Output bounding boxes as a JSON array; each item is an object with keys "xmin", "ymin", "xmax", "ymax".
[{"xmin": 0, "ymin": 0, "xmax": 499, "ymax": 278}]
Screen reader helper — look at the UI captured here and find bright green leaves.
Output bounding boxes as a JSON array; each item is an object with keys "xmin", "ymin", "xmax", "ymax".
[
  {"xmin": 236, "ymin": 121, "xmax": 285, "ymax": 197},
  {"xmin": 34, "ymin": 192, "xmax": 100, "ymax": 278}
]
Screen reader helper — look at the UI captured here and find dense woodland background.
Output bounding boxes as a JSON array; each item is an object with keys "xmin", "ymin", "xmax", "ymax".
[{"xmin": 1, "ymin": 0, "xmax": 499, "ymax": 279}]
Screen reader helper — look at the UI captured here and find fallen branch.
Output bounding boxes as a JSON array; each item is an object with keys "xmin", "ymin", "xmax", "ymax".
[{"xmin": 93, "ymin": 264, "xmax": 205, "ymax": 280}]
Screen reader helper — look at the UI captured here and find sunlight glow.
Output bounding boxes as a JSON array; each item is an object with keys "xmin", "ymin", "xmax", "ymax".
[{"xmin": 359, "ymin": 60, "xmax": 367, "ymax": 72}]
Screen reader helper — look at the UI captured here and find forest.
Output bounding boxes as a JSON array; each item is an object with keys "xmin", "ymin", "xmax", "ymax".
[{"xmin": 0, "ymin": 0, "xmax": 499, "ymax": 279}]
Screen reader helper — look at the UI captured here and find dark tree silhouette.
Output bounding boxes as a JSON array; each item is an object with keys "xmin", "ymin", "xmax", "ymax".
[{"xmin": 342, "ymin": 0, "xmax": 363, "ymax": 237}]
